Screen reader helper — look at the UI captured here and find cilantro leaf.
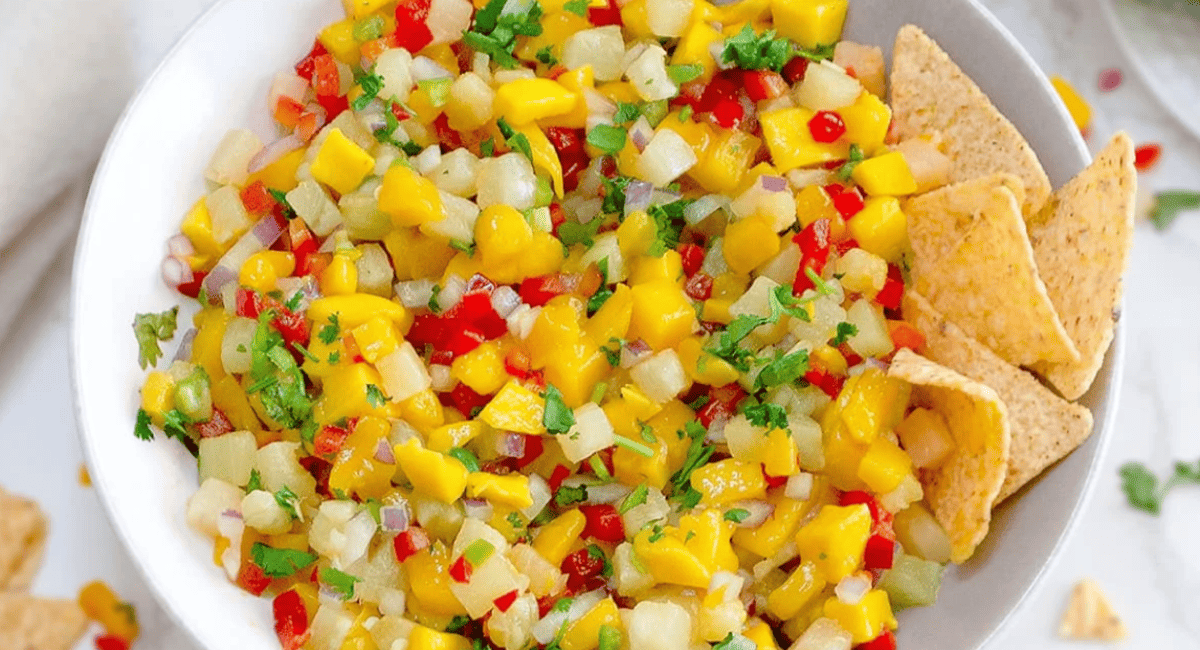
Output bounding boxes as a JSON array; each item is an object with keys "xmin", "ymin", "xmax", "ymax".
[
  {"xmin": 1120, "ymin": 459, "xmax": 1200, "ymax": 515},
  {"xmin": 589, "ymin": 287, "xmax": 614, "ymax": 316},
  {"xmin": 795, "ymin": 43, "xmax": 836, "ymax": 62},
  {"xmin": 248, "ymin": 311, "xmax": 312, "ymax": 428},
  {"xmin": 564, "ymin": 0, "xmax": 588, "ymax": 15},
  {"xmin": 318, "ymin": 313, "xmax": 341, "ymax": 345},
  {"xmin": 558, "ymin": 218, "xmax": 604, "ymax": 247},
  {"xmin": 555, "ymin": 484, "xmax": 589, "ymax": 506},
  {"xmin": 497, "ymin": 117, "xmax": 534, "ymax": 161},
  {"xmin": 587, "ymin": 124, "xmax": 627, "ymax": 156},
  {"xmin": 251, "ymin": 542, "xmax": 318, "ymax": 578},
  {"xmin": 743, "ymin": 402, "xmax": 789, "ymax": 430},
  {"xmin": 724, "ymin": 508, "xmax": 750, "ymax": 523},
  {"xmin": 619, "ymin": 484, "xmax": 650, "ymax": 514},
  {"xmin": 602, "ymin": 175, "xmax": 633, "ymax": 214},
  {"xmin": 667, "ymin": 64, "xmax": 703, "ymax": 84},
  {"xmin": 669, "ymin": 421, "xmax": 714, "ymax": 499},
  {"xmin": 722, "ymin": 25, "xmax": 793, "ymax": 72},
  {"xmin": 132, "ymin": 306, "xmax": 179, "ymax": 369},
  {"xmin": 463, "ymin": 0, "xmax": 544, "ymax": 69},
  {"xmin": 646, "ymin": 200, "xmax": 693, "ymax": 257},
  {"xmin": 365, "ymin": 384, "xmax": 389, "ymax": 409},
  {"xmin": 535, "ymin": 45, "xmax": 558, "ymax": 66},
  {"xmin": 320, "ymin": 566, "xmax": 361, "ymax": 600},
  {"xmin": 613, "ymin": 102, "xmax": 642, "ymax": 124},
  {"xmin": 832, "ymin": 322, "xmax": 858, "ymax": 346},
  {"xmin": 1151, "ymin": 190, "xmax": 1200, "ymax": 231},
  {"xmin": 134, "ymin": 409, "xmax": 154, "ymax": 441},
  {"xmin": 446, "ymin": 615, "xmax": 472, "ymax": 633},
  {"xmin": 543, "ymin": 385, "xmax": 575, "ymax": 435},
  {"xmin": 274, "ymin": 486, "xmax": 303, "ymax": 520},
  {"xmin": 247, "ymin": 469, "xmax": 263, "ymax": 493},
  {"xmin": 706, "ymin": 314, "xmax": 769, "ymax": 371},
  {"xmin": 162, "ymin": 409, "xmax": 191, "ymax": 443},
  {"xmin": 835, "ymin": 144, "xmax": 866, "ymax": 182},
  {"xmin": 449, "ymin": 447, "xmax": 481, "ymax": 473},
  {"xmin": 754, "ymin": 349, "xmax": 810, "ymax": 391},
  {"xmin": 613, "ymin": 434, "xmax": 655, "ymax": 458},
  {"xmin": 352, "ymin": 70, "xmax": 386, "ymax": 111}
]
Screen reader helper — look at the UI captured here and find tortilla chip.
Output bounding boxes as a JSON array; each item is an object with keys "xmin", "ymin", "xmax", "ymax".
[
  {"xmin": 904, "ymin": 292, "xmax": 1094, "ymax": 502},
  {"xmin": 911, "ymin": 182, "xmax": 1080, "ymax": 366},
  {"xmin": 1028, "ymin": 133, "xmax": 1137, "ymax": 400},
  {"xmin": 1058, "ymin": 579, "xmax": 1128, "ymax": 641},
  {"xmin": 904, "ymin": 173, "xmax": 1025, "ymax": 271},
  {"xmin": 891, "ymin": 25, "xmax": 1052, "ymax": 218},
  {"xmin": 0, "ymin": 593, "xmax": 90, "ymax": 650},
  {"xmin": 0, "ymin": 488, "xmax": 47, "ymax": 591},
  {"xmin": 887, "ymin": 349, "xmax": 1010, "ymax": 563}
]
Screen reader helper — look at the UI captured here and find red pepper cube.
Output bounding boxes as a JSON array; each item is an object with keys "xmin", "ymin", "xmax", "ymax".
[
  {"xmin": 450, "ymin": 555, "xmax": 473, "ymax": 583},
  {"xmin": 579, "ymin": 504, "xmax": 626, "ymax": 543},
  {"xmin": 762, "ymin": 465, "xmax": 790, "ymax": 489},
  {"xmin": 685, "ymin": 273, "xmax": 714, "ymax": 301},
  {"xmin": 782, "ymin": 56, "xmax": 810, "ymax": 84},
  {"xmin": 236, "ymin": 287, "xmax": 264, "ymax": 319},
  {"xmin": 294, "ymin": 40, "xmax": 329, "ymax": 82},
  {"xmin": 449, "ymin": 382, "xmax": 492, "ymax": 416},
  {"xmin": 743, "ymin": 70, "xmax": 789, "ymax": 102},
  {"xmin": 825, "ymin": 184, "xmax": 865, "ymax": 220},
  {"xmin": 493, "ymin": 589, "xmax": 520, "ymax": 613},
  {"xmin": 587, "ymin": 0, "xmax": 623, "ymax": 26},
  {"xmin": 176, "ymin": 270, "xmax": 208, "ymax": 299},
  {"xmin": 520, "ymin": 274, "xmax": 573, "ymax": 307},
  {"xmin": 310, "ymin": 54, "xmax": 340, "ymax": 98},
  {"xmin": 863, "ymin": 533, "xmax": 895, "ymax": 570},
  {"xmin": 273, "ymin": 589, "xmax": 312, "ymax": 650},
  {"xmin": 808, "ymin": 111, "xmax": 847, "ymax": 143},
  {"xmin": 888, "ymin": 321, "xmax": 926, "ymax": 352},
  {"xmin": 874, "ymin": 264, "xmax": 905, "ymax": 311},
  {"xmin": 561, "ymin": 548, "xmax": 606, "ymax": 581},
  {"xmin": 711, "ymin": 98, "xmax": 745, "ymax": 129},
  {"xmin": 677, "ymin": 243, "xmax": 705, "ymax": 277},
  {"xmin": 240, "ymin": 181, "xmax": 277, "ymax": 216},
  {"xmin": 697, "ymin": 383, "xmax": 747, "ymax": 428},
  {"xmin": 314, "ymin": 424, "xmax": 351, "ymax": 457},
  {"xmin": 395, "ymin": 0, "xmax": 434, "ymax": 52},
  {"xmin": 94, "ymin": 635, "xmax": 130, "ymax": 650},
  {"xmin": 804, "ymin": 367, "xmax": 845, "ymax": 399},
  {"xmin": 237, "ymin": 561, "xmax": 273, "ymax": 596},
  {"xmin": 548, "ymin": 464, "xmax": 571, "ymax": 492},
  {"xmin": 1134, "ymin": 143, "xmax": 1162, "ymax": 172},
  {"xmin": 857, "ymin": 630, "xmax": 897, "ymax": 650},
  {"xmin": 517, "ymin": 435, "xmax": 545, "ymax": 470},
  {"xmin": 394, "ymin": 528, "xmax": 431, "ymax": 563}
]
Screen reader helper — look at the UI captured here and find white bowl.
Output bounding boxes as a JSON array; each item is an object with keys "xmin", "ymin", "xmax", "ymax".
[{"xmin": 70, "ymin": 0, "xmax": 1121, "ymax": 648}]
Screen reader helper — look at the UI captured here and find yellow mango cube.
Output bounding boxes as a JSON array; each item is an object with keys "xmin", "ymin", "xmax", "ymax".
[
  {"xmin": 823, "ymin": 590, "xmax": 898, "ymax": 644},
  {"xmin": 476, "ymin": 205, "xmax": 535, "ymax": 270},
  {"xmin": 494, "ymin": 78, "xmax": 577, "ymax": 125},
  {"xmin": 837, "ymin": 368, "xmax": 912, "ymax": 444},
  {"xmin": 239, "ymin": 251, "xmax": 295, "ymax": 294},
  {"xmin": 344, "ymin": 0, "xmax": 393, "ymax": 18},
  {"xmin": 691, "ymin": 459, "xmax": 768, "ymax": 506},
  {"xmin": 318, "ymin": 19, "xmax": 359, "ymax": 63},
  {"xmin": 190, "ymin": 309, "xmax": 230, "ymax": 382},
  {"xmin": 451, "ymin": 341, "xmax": 508, "ymax": 396},
  {"xmin": 466, "ymin": 473, "xmax": 533, "ymax": 509},
  {"xmin": 723, "ymin": 215, "xmax": 782, "ymax": 274},
  {"xmin": 544, "ymin": 342, "xmax": 611, "ymax": 408},
  {"xmin": 839, "ymin": 91, "xmax": 891, "ymax": 154},
  {"xmin": 629, "ymin": 250, "xmax": 685, "ymax": 286},
  {"xmin": 211, "ymin": 375, "xmax": 261, "ymax": 432},
  {"xmin": 852, "ymin": 152, "xmax": 918, "ymax": 196},
  {"xmin": 794, "ymin": 504, "xmax": 871, "ymax": 582},
  {"xmin": 527, "ymin": 301, "xmax": 583, "ymax": 368},
  {"xmin": 309, "ymin": 294, "xmax": 407, "ymax": 330},
  {"xmin": 743, "ymin": 620, "xmax": 780, "ymax": 650},
  {"xmin": 760, "ymin": 107, "xmax": 850, "ymax": 172},
  {"xmin": 532, "ymin": 510, "xmax": 587, "ymax": 566},
  {"xmin": 613, "ymin": 436, "xmax": 670, "ymax": 489},
  {"xmin": 406, "ymin": 544, "xmax": 469, "ymax": 617},
  {"xmin": 247, "ymin": 147, "xmax": 305, "ymax": 194},
  {"xmin": 385, "ymin": 227, "xmax": 458, "ymax": 282},
  {"xmin": 732, "ymin": 491, "xmax": 814, "ymax": 558},
  {"xmin": 795, "ymin": 183, "xmax": 840, "ymax": 229},
  {"xmin": 329, "ymin": 416, "xmax": 394, "ymax": 501},
  {"xmin": 310, "ymin": 129, "xmax": 375, "ymax": 195},
  {"xmin": 350, "ymin": 316, "xmax": 401, "ymax": 364},
  {"xmin": 401, "ymin": 389, "xmax": 446, "ymax": 434},
  {"xmin": 379, "ymin": 164, "xmax": 446, "ymax": 228},
  {"xmin": 617, "ymin": 211, "xmax": 658, "ymax": 258},
  {"xmin": 671, "ymin": 22, "xmax": 725, "ymax": 81},
  {"xmin": 770, "ymin": 0, "xmax": 848, "ymax": 49},
  {"xmin": 561, "ymin": 598, "xmax": 621, "ymax": 650},
  {"xmin": 584, "ymin": 284, "xmax": 633, "ymax": 344},
  {"xmin": 628, "ymin": 281, "xmax": 697, "ymax": 351},
  {"xmin": 767, "ymin": 561, "xmax": 826, "ymax": 620},
  {"xmin": 632, "ymin": 526, "xmax": 712, "ymax": 589},
  {"xmin": 856, "ymin": 437, "xmax": 913, "ymax": 494},
  {"xmin": 676, "ymin": 337, "xmax": 740, "ymax": 387},
  {"xmin": 320, "ymin": 252, "xmax": 358, "ymax": 296},
  {"xmin": 181, "ymin": 199, "xmax": 222, "ymax": 259},
  {"xmin": 408, "ymin": 625, "xmax": 472, "ymax": 650},
  {"xmin": 847, "ymin": 197, "xmax": 908, "ymax": 263},
  {"xmin": 478, "ymin": 381, "xmax": 546, "ymax": 435},
  {"xmin": 678, "ymin": 509, "xmax": 738, "ymax": 574},
  {"xmin": 426, "ymin": 420, "xmax": 486, "ymax": 453},
  {"xmin": 1051, "ymin": 75, "xmax": 1092, "ymax": 133},
  {"xmin": 689, "ymin": 129, "xmax": 760, "ymax": 194},
  {"xmin": 140, "ymin": 371, "xmax": 175, "ymax": 426},
  {"xmin": 394, "ymin": 439, "xmax": 470, "ymax": 503},
  {"xmin": 313, "ymin": 363, "xmax": 388, "ymax": 424}
]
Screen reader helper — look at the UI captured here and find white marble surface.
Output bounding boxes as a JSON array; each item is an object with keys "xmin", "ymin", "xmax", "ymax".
[{"xmin": 1, "ymin": 0, "xmax": 1198, "ymax": 648}]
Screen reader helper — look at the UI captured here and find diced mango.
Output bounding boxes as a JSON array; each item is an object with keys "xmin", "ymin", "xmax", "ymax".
[
  {"xmin": 401, "ymin": 389, "xmax": 447, "ymax": 434},
  {"xmin": 404, "ymin": 543, "xmax": 470, "ymax": 617},
  {"xmin": 760, "ymin": 107, "xmax": 851, "ymax": 173},
  {"xmin": 239, "ymin": 251, "xmax": 295, "ymax": 294},
  {"xmin": 676, "ymin": 337, "xmax": 740, "ymax": 387},
  {"xmin": 247, "ymin": 147, "xmax": 305, "ymax": 194},
  {"xmin": 318, "ymin": 19, "xmax": 360, "ymax": 63},
  {"xmin": 822, "ymin": 590, "xmax": 897, "ymax": 644},
  {"xmin": 544, "ymin": 341, "xmax": 611, "ymax": 408},
  {"xmin": 678, "ymin": 509, "xmax": 738, "ymax": 575},
  {"xmin": 211, "ymin": 375, "xmax": 261, "ymax": 432},
  {"xmin": 313, "ymin": 363, "xmax": 388, "ymax": 424},
  {"xmin": 770, "ymin": 0, "xmax": 848, "ymax": 49},
  {"xmin": 632, "ymin": 526, "xmax": 712, "ymax": 589},
  {"xmin": 767, "ymin": 561, "xmax": 826, "ymax": 620},
  {"xmin": 561, "ymin": 598, "xmax": 621, "ymax": 650},
  {"xmin": 350, "ymin": 316, "xmax": 401, "ymax": 364},
  {"xmin": 427, "ymin": 420, "xmax": 486, "ymax": 453},
  {"xmin": 451, "ymin": 341, "xmax": 508, "ymax": 396},
  {"xmin": 743, "ymin": 620, "xmax": 780, "ymax": 650},
  {"xmin": 379, "ymin": 164, "xmax": 446, "ymax": 228},
  {"xmin": 308, "ymin": 294, "xmax": 407, "ymax": 330},
  {"xmin": 329, "ymin": 416, "xmax": 395, "ymax": 501},
  {"xmin": 494, "ymin": 78, "xmax": 577, "ymax": 125},
  {"xmin": 181, "ymin": 199, "xmax": 222, "ymax": 260},
  {"xmin": 691, "ymin": 459, "xmax": 768, "ymax": 506},
  {"xmin": 689, "ymin": 129, "xmax": 761, "ymax": 194},
  {"xmin": 584, "ymin": 284, "xmax": 633, "ymax": 344},
  {"xmin": 671, "ymin": 22, "xmax": 724, "ymax": 81},
  {"xmin": 732, "ymin": 491, "xmax": 815, "ymax": 558},
  {"xmin": 394, "ymin": 439, "xmax": 470, "ymax": 503},
  {"xmin": 344, "ymin": 0, "xmax": 393, "ymax": 18},
  {"xmin": 847, "ymin": 197, "xmax": 908, "ymax": 263},
  {"xmin": 140, "ymin": 371, "xmax": 174, "ymax": 426},
  {"xmin": 466, "ymin": 472, "xmax": 533, "ymax": 509},
  {"xmin": 190, "ymin": 308, "xmax": 230, "ymax": 382},
  {"xmin": 310, "ymin": 129, "xmax": 375, "ymax": 195},
  {"xmin": 852, "ymin": 152, "xmax": 918, "ymax": 196},
  {"xmin": 837, "ymin": 368, "xmax": 912, "ymax": 444},
  {"xmin": 1051, "ymin": 75, "xmax": 1092, "ymax": 133},
  {"xmin": 478, "ymin": 381, "xmax": 547, "ymax": 435},
  {"xmin": 385, "ymin": 227, "xmax": 458, "ymax": 281},
  {"xmin": 723, "ymin": 215, "xmax": 782, "ymax": 274},
  {"xmin": 533, "ymin": 510, "xmax": 587, "ymax": 566},
  {"xmin": 629, "ymin": 250, "xmax": 684, "ymax": 286},
  {"xmin": 839, "ymin": 91, "xmax": 891, "ymax": 154},
  {"xmin": 628, "ymin": 281, "xmax": 697, "ymax": 351},
  {"xmin": 320, "ymin": 251, "xmax": 359, "ymax": 296},
  {"xmin": 794, "ymin": 504, "xmax": 871, "ymax": 582},
  {"xmin": 613, "ymin": 435, "xmax": 671, "ymax": 489},
  {"xmin": 856, "ymin": 437, "xmax": 913, "ymax": 494}
]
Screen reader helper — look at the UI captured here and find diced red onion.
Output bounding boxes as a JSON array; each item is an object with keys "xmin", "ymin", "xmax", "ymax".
[
  {"xmin": 761, "ymin": 175, "xmax": 789, "ymax": 192},
  {"xmin": 248, "ymin": 134, "xmax": 304, "ymax": 174},
  {"xmin": 462, "ymin": 498, "xmax": 494, "ymax": 522},
  {"xmin": 497, "ymin": 432, "xmax": 527, "ymax": 459},
  {"xmin": 411, "ymin": 56, "xmax": 454, "ymax": 82},
  {"xmin": 173, "ymin": 328, "xmax": 198, "ymax": 362},
  {"xmin": 705, "ymin": 415, "xmax": 728, "ymax": 444},
  {"xmin": 381, "ymin": 505, "xmax": 412, "ymax": 533},
  {"xmin": 162, "ymin": 257, "xmax": 194, "ymax": 288},
  {"xmin": 620, "ymin": 339, "xmax": 652, "ymax": 368},
  {"xmin": 201, "ymin": 214, "xmax": 286, "ymax": 303},
  {"xmin": 275, "ymin": 276, "xmax": 321, "ymax": 310},
  {"xmin": 629, "ymin": 117, "xmax": 654, "ymax": 153},
  {"xmin": 396, "ymin": 279, "xmax": 438, "ymax": 308},
  {"xmin": 835, "ymin": 573, "xmax": 872, "ymax": 605},
  {"xmin": 375, "ymin": 439, "xmax": 396, "ymax": 464},
  {"xmin": 785, "ymin": 472, "xmax": 814, "ymax": 501},
  {"xmin": 167, "ymin": 233, "xmax": 196, "ymax": 258},
  {"xmin": 200, "ymin": 265, "xmax": 238, "ymax": 305},
  {"xmin": 684, "ymin": 194, "xmax": 728, "ymax": 225},
  {"xmin": 623, "ymin": 181, "xmax": 654, "ymax": 217},
  {"xmin": 252, "ymin": 212, "xmax": 287, "ymax": 245},
  {"xmin": 490, "ymin": 285, "xmax": 522, "ymax": 318}
]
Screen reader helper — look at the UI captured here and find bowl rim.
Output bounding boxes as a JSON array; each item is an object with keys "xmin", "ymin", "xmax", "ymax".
[{"xmin": 67, "ymin": 0, "xmax": 1124, "ymax": 647}]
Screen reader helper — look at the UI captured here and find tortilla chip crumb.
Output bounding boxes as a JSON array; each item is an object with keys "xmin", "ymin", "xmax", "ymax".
[
  {"xmin": 1059, "ymin": 578, "xmax": 1128, "ymax": 641},
  {"xmin": 0, "ymin": 592, "xmax": 90, "ymax": 650},
  {"xmin": 0, "ymin": 488, "xmax": 47, "ymax": 591}
]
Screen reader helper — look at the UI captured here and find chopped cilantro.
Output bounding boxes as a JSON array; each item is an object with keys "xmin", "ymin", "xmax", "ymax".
[
  {"xmin": 248, "ymin": 312, "xmax": 312, "ymax": 428},
  {"xmin": 497, "ymin": 117, "xmax": 534, "ymax": 161},
  {"xmin": 805, "ymin": 267, "xmax": 836, "ymax": 296},
  {"xmin": 835, "ymin": 144, "xmax": 866, "ymax": 182},
  {"xmin": 1121, "ymin": 459, "xmax": 1200, "ymax": 515},
  {"xmin": 601, "ymin": 175, "xmax": 633, "ymax": 214},
  {"xmin": 300, "ymin": 419, "xmax": 319, "ymax": 447},
  {"xmin": 274, "ymin": 486, "xmax": 302, "ymax": 520},
  {"xmin": 647, "ymin": 524, "xmax": 666, "ymax": 543},
  {"xmin": 743, "ymin": 402, "xmax": 789, "ymax": 430},
  {"xmin": 352, "ymin": 70, "xmax": 386, "ymax": 111},
  {"xmin": 365, "ymin": 384, "xmax": 389, "ymax": 408},
  {"xmin": 555, "ymin": 484, "xmax": 589, "ymax": 506},
  {"xmin": 614, "ymin": 434, "xmax": 654, "ymax": 458},
  {"xmin": 722, "ymin": 25, "xmax": 793, "ymax": 72},
  {"xmin": 132, "ymin": 306, "xmax": 179, "ymax": 369},
  {"xmin": 599, "ymin": 338, "xmax": 622, "ymax": 367},
  {"xmin": 589, "ymin": 455, "xmax": 613, "ymax": 482},
  {"xmin": 506, "ymin": 511, "xmax": 525, "ymax": 529},
  {"xmin": 679, "ymin": 104, "xmax": 693, "ymax": 122},
  {"xmin": 450, "ymin": 239, "xmax": 476, "ymax": 256},
  {"xmin": 669, "ymin": 421, "xmax": 713, "ymax": 499},
  {"xmin": 251, "ymin": 542, "xmax": 317, "ymax": 578},
  {"xmin": 401, "ymin": 141, "xmax": 423, "ymax": 156},
  {"xmin": 292, "ymin": 341, "xmax": 320, "ymax": 364},
  {"xmin": 646, "ymin": 200, "xmax": 693, "ymax": 257},
  {"xmin": 320, "ymin": 567, "xmax": 360, "ymax": 600},
  {"xmin": 1151, "ymin": 190, "xmax": 1200, "ymax": 231},
  {"xmin": 619, "ymin": 484, "xmax": 650, "ymax": 514},
  {"xmin": 327, "ymin": 351, "xmax": 341, "ymax": 365},
  {"xmin": 134, "ymin": 409, "xmax": 154, "ymax": 442},
  {"xmin": 558, "ymin": 218, "xmax": 604, "ymax": 247},
  {"xmin": 481, "ymin": 137, "xmax": 495, "ymax": 157},
  {"xmin": 795, "ymin": 43, "xmax": 836, "ymax": 62},
  {"xmin": 449, "ymin": 447, "xmax": 481, "ymax": 473},
  {"xmin": 613, "ymin": 102, "xmax": 642, "ymax": 124},
  {"xmin": 587, "ymin": 544, "xmax": 614, "ymax": 577},
  {"xmin": 373, "ymin": 107, "xmax": 404, "ymax": 146},
  {"xmin": 639, "ymin": 423, "xmax": 656, "ymax": 444},
  {"xmin": 162, "ymin": 409, "xmax": 191, "ymax": 443},
  {"xmin": 564, "ymin": 0, "xmax": 588, "ymax": 14},
  {"xmin": 446, "ymin": 615, "xmax": 472, "ymax": 633},
  {"xmin": 462, "ymin": 0, "xmax": 545, "ymax": 69},
  {"xmin": 587, "ymin": 124, "xmax": 627, "ymax": 155},
  {"xmin": 754, "ymin": 348, "xmax": 810, "ymax": 391},
  {"xmin": 832, "ymin": 322, "xmax": 858, "ymax": 346},
  {"xmin": 283, "ymin": 290, "xmax": 304, "ymax": 312},
  {"xmin": 247, "ymin": 469, "xmax": 264, "ymax": 493},
  {"xmin": 428, "ymin": 285, "xmax": 443, "ymax": 313},
  {"xmin": 318, "ymin": 313, "xmax": 341, "ymax": 345},
  {"xmin": 543, "ymin": 385, "xmax": 575, "ymax": 435},
  {"xmin": 724, "ymin": 508, "xmax": 750, "ymax": 523},
  {"xmin": 535, "ymin": 45, "xmax": 558, "ymax": 66},
  {"xmin": 589, "ymin": 287, "xmax": 614, "ymax": 315},
  {"xmin": 706, "ymin": 314, "xmax": 768, "ymax": 371},
  {"xmin": 551, "ymin": 597, "xmax": 574, "ymax": 614}
]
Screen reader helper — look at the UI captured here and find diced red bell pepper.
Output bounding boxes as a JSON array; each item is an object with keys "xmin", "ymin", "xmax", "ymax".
[
  {"xmin": 517, "ymin": 434, "xmax": 545, "ymax": 469},
  {"xmin": 394, "ymin": 0, "xmax": 434, "ymax": 53},
  {"xmin": 443, "ymin": 325, "xmax": 488, "ymax": 358},
  {"xmin": 237, "ymin": 561, "xmax": 272, "ymax": 596},
  {"xmin": 236, "ymin": 288, "xmax": 265, "ymax": 318},
  {"xmin": 390, "ymin": 101, "xmax": 413, "ymax": 123},
  {"xmin": 561, "ymin": 547, "xmax": 606, "ymax": 592},
  {"xmin": 711, "ymin": 97, "xmax": 745, "ymax": 129},
  {"xmin": 194, "ymin": 408, "xmax": 234, "ymax": 439},
  {"xmin": 299, "ymin": 455, "xmax": 333, "ymax": 498},
  {"xmin": 310, "ymin": 54, "xmax": 340, "ymax": 98},
  {"xmin": 407, "ymin": 313, "xmax": 451, "ymax": 348},
  {"xmin": 743, "ymin": 70, "xmax": 789, "ymax": 102},
  {"xmin": 448, "ymin": 382, "xmax": 492, "ymax": 415},
  {"xmin": 578, "ymin": 504, "xmax": 625, "ymax": 542},
  {"xmin": 875, "ymin": 265, "xmax": 905, "ymax": 311},
  {"xmin": 782, "ymin": 56, "xmax": 810, "ymax": 84},
  {"xmin": 520, "ymin": 274, "xmax": 576, "ymax": 307},
  {"xmin": 697, "ymin": 383, "xmax": 747, "ymax": 428},
  {"xmin": 94, "ymin": 635, "xmax": 130, "ymax": 650},
  {"xmin": 315, "ymin": 93, "xmax": 348, "ymax": 122},
  {"xmin": 432, "ymin": 113, "xmax": 465, "ymax": 150},
  {"xmin": 275, "ymin": 96, "xmax": 306, "ymax": 128},
  {"xmin": 825, "ymin": 184, "xmax": 865, "ymax": 220},
  {"xmin": 394, "ymin": 527, "xmax": 431, "ymax": 562},
  {"xmin": 1134, "ymin": 143, "xmax": 1162, "ymax": 172},
  {"xmin": 294, "ymin": 40, "xmax": 329, "ymax": 82},
  {"xmin": 545, "ymin": 127, "xmax": 589, "ymax": 191},
  {"xmin": 794, "ymin": 218, "xmax": 833, "ymax": 263},
  {"xmin": 808, "ymin": 111, "xmax": 847, "ymax": 143},
  {"xmin": 587, "ymin": 0, "xmax": 622, "ymax": 26},
  {"xmin": 856, "ymin": 630, "xmax": 897, "ymax": 650},
  {"xmin": 241, "ymin": 181, "xmax": 277, "ymax": 216},
  {"xmin": 269, "ymin": 305, "xmax": 311, "ymax": 349},
  {"xmin": 863, "ymin": 533, "xmax": 895, "ymax": 570},
  {"xmin": 840, "ymin": 491, "xmax": 896, "ymax": 569},
  {"xmin": 762, "ymin": 465, "xmax": 790, "ymax": 488},
  {"xmin": 549, "ymin": 202, "xmax": 568, "ymax": 232},
  {"xmin": 449, "ymin": 555, "xmax": 473, "ymax": 583},
  {"xmin": 505, "ymin": 347, "xmax": 536, "ymax": 381},
  {"xmin": 548, "ymin": 464, "xmax": 571, "ymax": 492},
  {"xmin": 685, "ymin": 273, "xmax": 714, "ymax": 301},
  {"xmin": 273, "ymin": 589, "xmax": 312, "ymax": 650},
  {"xmin": 678, "ymin": 243, "xmax": 705, "ymax": 277},
  {"xmin": 493, "ymin": 589, "xmax": 520, "ymax": 613},
  {"xmin": 176, "ymin": 270, "xmax": 207, "ymax": 299},
  {"xmin": 887, "ymin": 320, "xmax": 925, "ymax": 353},
  {"xmin": 314, "ymin": 424, "xmax": 351, "ymax": 457}
]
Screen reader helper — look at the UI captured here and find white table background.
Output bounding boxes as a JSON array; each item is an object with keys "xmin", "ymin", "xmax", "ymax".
[{"xmin": 3, "ymin": 0, "xmax": 1198, "ymax": 647}]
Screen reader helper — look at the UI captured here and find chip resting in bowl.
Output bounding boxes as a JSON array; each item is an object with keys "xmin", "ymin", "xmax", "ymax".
[{"xmin": 122, "ymin": 2, "xmax": 1135, "ymax": 649}]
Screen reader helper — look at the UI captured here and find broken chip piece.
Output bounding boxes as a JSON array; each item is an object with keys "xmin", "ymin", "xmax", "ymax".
[
  {"xmin": 0, "ymin": 487, "xmax": 47, "ymax": 591},
  {"xmin": 0, "ymin": 592, "xmax": 91, "ymax": 650},
  {"xmin": 1059, "ymin": 578, "xmax": 1128, "ymax": 641}
]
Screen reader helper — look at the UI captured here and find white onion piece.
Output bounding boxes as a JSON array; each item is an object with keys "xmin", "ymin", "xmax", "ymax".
[
  {"xmin": 490, "ymin": 285, "xmax": 522, "ymax": 318},
  {"xmin": 411, "ymin": 56, "xmax": 454, "ymax": 82},
  {"xmin": 497, "ymin": 432, "xmax": 528, "ymax": 459},
  {"xmin": 835, "ymin": 574, "xmax": 872, "ymax": 605},
  {"xmin": 684, "ymin": 194, "xmax": 728, "ymax": 225},
  {"xmin": 729, "ymin": 500, "xmax": 774, "ymax": 528},
  {"xmin": 785, "ymin": 473, "xmax": 814, "ymax": 501},
  {"xmin": 584, "ymin": 482, "xmax": 632, "ymax": 505},
  {"xmin": 438, "ymin": 275, "xmax": 467, "ymax": 312},
  {"xmin": 429, "ymin": 364, "xmax": 454, "ymax": 392},
  {"xmin": 628, "ymin": 116, "xmax": 654, "ymax": 153},
  {"xmin": 619, "ymin": 339, "xmax": 651, "ymax": 368},
  {"xmin": 463, "ymin": 498, "xmax": 494, "ymax": 523},
  {"xmin": 375, "ymin": 439, "xmax": 396, "ymax": 464},
  {"xmin": 704, "ymin": 415, "xmax": 727, "ymax": 444},
  {"xmin": 381, "ymin": 505, "xmax": 412, "ymax": 533},
  {"xmin": 248, "ymin": 134, "xmax": 304, "ymax": 174},
  {"xmin": 577, "ymin": 156, "xmax": 608, "ymax": 198},
  {"xmin": 396, "ymin": 279, "xmax": 437, "ymax": 309},
  {"xmin": 167, "ymin": 233, "xmax": 196, "ymax": 258},
  {"xmin": 162, "ymin": 257, "xmax": 194, "ymax": 288},
  {"xmin": 623, "ymin": 180, "xmax": 654, "ymax": 217},
  {"xmin": 173, "ymin": 328, "xmax": 198, "ymax": 362},
  {"xmin": 414, "ymin": 145, "xmax": 443, "ymax": 175}
]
